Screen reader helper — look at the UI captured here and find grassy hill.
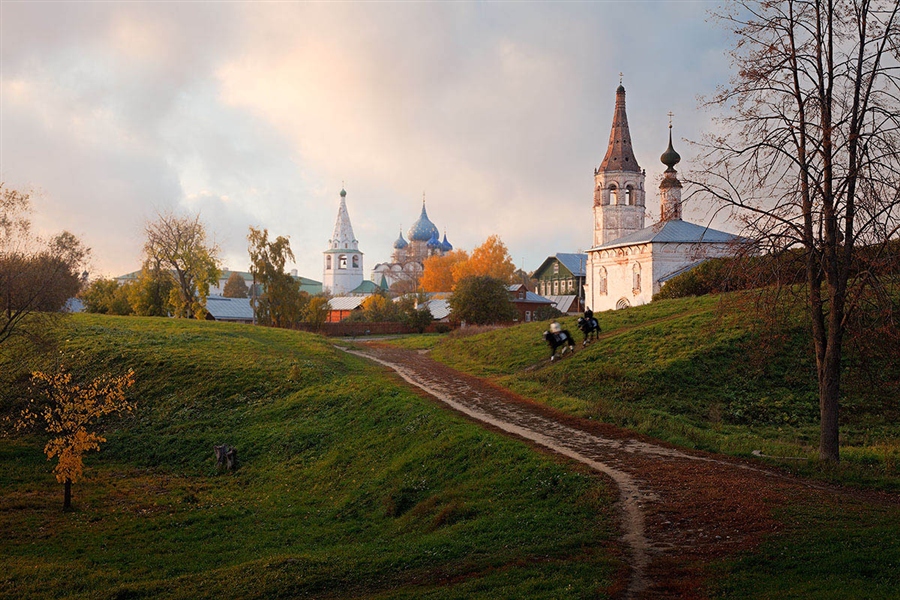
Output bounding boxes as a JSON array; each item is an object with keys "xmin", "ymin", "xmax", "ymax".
[
  {"xmin": 422, "ymin": 292, "xmax": 900, "ymax": 489},
  {"xmin": 0, "ymin": 315, "xmax": 617, "ymax": 599},
  {"xmin": 407, "ymin": 293, "xmax": 900, "ymax": 598}
]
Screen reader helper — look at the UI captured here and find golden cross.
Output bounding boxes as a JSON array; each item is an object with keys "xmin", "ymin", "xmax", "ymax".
[
  {"xmin": 619, "ymin": 72, "xmax": 623, "ymax": 85},
  {"xmin": 667, "ymin": 111, "xmax": 674, "ymax": 128}
]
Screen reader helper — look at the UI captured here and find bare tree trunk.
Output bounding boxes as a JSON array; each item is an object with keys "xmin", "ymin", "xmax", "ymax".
[
  {"xmin": 696, "ymin": 0, "xmax": 900, "ymax": 464},
  {"xmin": 63, "ymin": 478, "xmax": 72, "ymax": 511},
  {"xmin": 819, "ymin": 285, "xmax": 846, "ymax": 461}
]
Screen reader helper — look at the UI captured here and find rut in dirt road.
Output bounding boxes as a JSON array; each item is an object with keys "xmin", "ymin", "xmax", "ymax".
[{"xmin": 343, "ymin": 344, "xmax": 809, "ymax": 598}]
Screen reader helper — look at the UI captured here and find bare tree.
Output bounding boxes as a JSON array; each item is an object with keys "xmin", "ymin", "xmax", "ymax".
[
  {"xmin": 1, "ymin": 184, "xmax": 88, "ymax": 348},
  {"xmin": 694, "ymin": 0, "xmax": 900, "ymax": 461},
  {"xmin": 143, "ymin": 212, "xmax": 220, "ymax": 319}
]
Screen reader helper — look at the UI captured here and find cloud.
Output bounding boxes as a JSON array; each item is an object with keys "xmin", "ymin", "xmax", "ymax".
[{"xmin": 2, "ymin": 1, "xmax": 736, "ymax": 283}]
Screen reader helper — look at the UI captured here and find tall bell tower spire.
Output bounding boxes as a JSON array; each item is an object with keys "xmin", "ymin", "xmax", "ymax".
[
  {"xmin": 592, "ymin": 82, "xmax": 646, "ymax": 246},
  {"xmin": 322, "ymin": 187, "xmax": 364, "ymax": 295}
]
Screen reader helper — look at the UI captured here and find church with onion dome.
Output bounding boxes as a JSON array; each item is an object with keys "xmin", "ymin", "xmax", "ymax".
[
  {"xmin": 584, "ymin": 83, "xmax": 742, "ymax": 312},
  {"xmin": 370, "ymin": 196, "xmax": 453, "ymax": 293}
]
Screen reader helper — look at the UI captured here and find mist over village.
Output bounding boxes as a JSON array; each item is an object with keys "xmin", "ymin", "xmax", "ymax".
[{"xmin": 2, "ymin": 2, "xmax": 899, "ymax": 598}]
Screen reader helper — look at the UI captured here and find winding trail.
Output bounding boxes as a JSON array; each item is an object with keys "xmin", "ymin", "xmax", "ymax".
[{"xmin": 343, "ymin": 343, "xmax": 833, "ymax": 599}]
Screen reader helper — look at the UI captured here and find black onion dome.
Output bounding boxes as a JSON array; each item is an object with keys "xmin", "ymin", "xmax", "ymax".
[{"xmin": 660, "ymin": 128, "xmax": 681, "ymax": 170}]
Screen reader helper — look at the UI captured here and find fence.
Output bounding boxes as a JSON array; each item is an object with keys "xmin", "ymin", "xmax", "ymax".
[{"xmin": 290, "ymin": 321, "xmax": 454, "ymax": 337}]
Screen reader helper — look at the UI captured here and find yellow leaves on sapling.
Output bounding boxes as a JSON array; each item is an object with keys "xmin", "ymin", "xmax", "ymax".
[{"xmin": 16, "ymin": 368, "xmax": 136, "ymax": 483}]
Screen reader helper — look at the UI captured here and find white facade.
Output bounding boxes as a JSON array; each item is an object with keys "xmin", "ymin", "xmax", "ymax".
[
  {"xmin": 585, "ymin": 223, "xmax": 738, "ymax": 311},
  {"xmin": 322, "ymin": 189, "xmax": 364, "ymax": 296},
  {"xmin": 585, "ymin": 87, "xmax": 739, "ymax": 312}
]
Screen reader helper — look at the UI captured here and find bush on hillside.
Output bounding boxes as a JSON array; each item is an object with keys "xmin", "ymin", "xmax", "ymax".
[
  {"xmin": 535, "ymin": 305, "xmax": 564, "ymax": 321},
  {"xmin": 449, "ymin": 276, "xmax": 516, "ymax": 325},
  {"xmin": 656, "ymin": 241, "xmax": 900, "ymax": 301}
]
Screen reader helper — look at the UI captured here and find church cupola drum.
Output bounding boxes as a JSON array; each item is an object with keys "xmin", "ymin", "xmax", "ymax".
[
  {"xmin": 322, "ymin": 188, "xmax": 364, "ymax": 295},
  {"xmin": 593, "ymin": 84, "xmax": 646, "ymax": 247},
  {"xmin": 659, "ymin": 121, "xmax": 683, "ymax": 221}
]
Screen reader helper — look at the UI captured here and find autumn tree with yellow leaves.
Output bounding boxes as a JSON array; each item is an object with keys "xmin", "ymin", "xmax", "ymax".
[
  {"xmin": 421, "ymin": 236, "xmax": 517, "ymax": 292},
  {"xmin": 420, "ymin": 250, "xmax": 469, "ymax": 292},
  {"xmin": 15, "ymin": 368, "xmax": 136, "ymax": 511}
]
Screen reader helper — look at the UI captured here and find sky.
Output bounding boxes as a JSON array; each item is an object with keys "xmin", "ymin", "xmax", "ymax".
[{"xmin": 1, "ymin": 1, "xmax": 737, "ymax": 282}]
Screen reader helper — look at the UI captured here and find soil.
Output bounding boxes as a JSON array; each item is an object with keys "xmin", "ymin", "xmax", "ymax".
[{"xmin": 345, "ymin": 342, "xmax": 897, "ymax": 599}]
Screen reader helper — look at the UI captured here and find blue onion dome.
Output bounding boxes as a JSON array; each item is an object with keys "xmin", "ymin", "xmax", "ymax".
[
  {"xmin": 408, "ymin": 202, "xmax": 440, "ymax": 242},
  {"xmin": 426, "ymin": 231, "xmax": 442, "ymax": 249},
  {"xmin": 441, "ymin": 232, "xmax": 453, "ymax": 252},
  {"xmin": 393, "ymin": 230, "xmax": 408, "ymax": 250}
]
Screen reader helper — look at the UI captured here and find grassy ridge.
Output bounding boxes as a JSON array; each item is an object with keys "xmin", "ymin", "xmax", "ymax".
[
  {"xmin": 429, "ymin": 293, "xmax": 900, "ymax": 485},
  {"xmin": 421, "ymin": 293, "xmax": 900, "ymax": 598},
  {"xmin": 0, "ymin": 315, "xmax": 617, "ymax": 599}
]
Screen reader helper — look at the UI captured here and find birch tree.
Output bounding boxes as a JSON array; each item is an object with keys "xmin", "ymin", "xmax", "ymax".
[{"xmin": 143, "ymin": 212, "xmax": 220, "ymax": 319}]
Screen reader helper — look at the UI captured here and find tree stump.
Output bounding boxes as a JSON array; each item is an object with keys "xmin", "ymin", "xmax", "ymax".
[{"xmin": 214, "ymin": 444, "xmax": 238, "ymax": 470}]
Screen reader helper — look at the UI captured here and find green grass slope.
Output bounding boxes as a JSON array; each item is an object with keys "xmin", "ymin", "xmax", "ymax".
[
  {"xmin": 430, "ymin": 293, "xmax": 900, "ymax": 486},
  {"xmin": 0, "ymin": 315, "xmax": 617, "ymax": 599},
  {"xmin": 423, "ymin": 293, "xmax": 900, "ymax": 599}
]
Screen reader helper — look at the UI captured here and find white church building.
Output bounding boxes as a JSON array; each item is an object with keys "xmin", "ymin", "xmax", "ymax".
[
  {"xmin": 322, "ymin": 188, "xmax": 364, "ymax": 295},
  {"xmin": 585, "ymin": 84, "xmax": 741, "ymax": 312}
]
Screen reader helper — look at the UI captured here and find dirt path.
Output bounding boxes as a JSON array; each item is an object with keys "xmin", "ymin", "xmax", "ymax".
[{"xmin": 344, "ymin": 343, "xmax": 850, "ymax": 599}]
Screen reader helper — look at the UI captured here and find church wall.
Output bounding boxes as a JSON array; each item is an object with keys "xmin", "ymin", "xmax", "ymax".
[
  {"xmin": 585, "ymin": 244, "xmax": 655, "ymax": 312},
  {"xmin": 593, "ymin": 168, "xmax": 646, "ymax": 246},
  {"xmin": 650, "ymin": 242, "xmax": 736, "ymax": 295},
  {"xmin": 323, "ymin": 250, "xmax": 364, "ymax": 295}
]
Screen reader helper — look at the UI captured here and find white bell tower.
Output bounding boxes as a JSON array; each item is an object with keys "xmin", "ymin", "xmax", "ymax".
[{"xmin": 322, "ymin": 188, "xmax": 364, "ymax": 295}]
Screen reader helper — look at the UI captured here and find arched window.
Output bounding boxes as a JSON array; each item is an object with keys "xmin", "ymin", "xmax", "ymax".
[
  {"xmin": 608, "ymin": 184, "xmax": 618, "ymax": 205},
  {"xmin": 352, "ymin": 255, "xmax": 359, "ymax": 268},
  {"xmin": 598, "ymin": 266, "xmax": 608, "ymax": 295},
  {"xmin": 616, "ymin": 298, "xmax": 631, "ymax": 310},
  {"xmin": 632, "ymin": 263, "xmax": 641, "ymax": 293},
  {"xmin": 625, "ymin": 185, "xmax": 634, "ymax": 205},
  {"xmin": 553, "ymin": 280, "xmax": 559, "ymax": 294},
  {"xmin": 326, "ymin": 255, "xmax": 332, "ymax": 270},
  {"xmin": 339, "ymin": 255, "xmax": 347, "ymax": 270}
]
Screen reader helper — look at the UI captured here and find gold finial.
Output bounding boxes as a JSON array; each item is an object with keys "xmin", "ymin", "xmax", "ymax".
[
  {"xmin": 422, "ymin": 191, "xmax": 426, "ymax": 205},
  {"xmin": 619, "ymin": 72, "xmax": 623, "ymax": 85},
  {"xmin": 667, "ymin": 111, "xmax": 674, "ymax": 128}
]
